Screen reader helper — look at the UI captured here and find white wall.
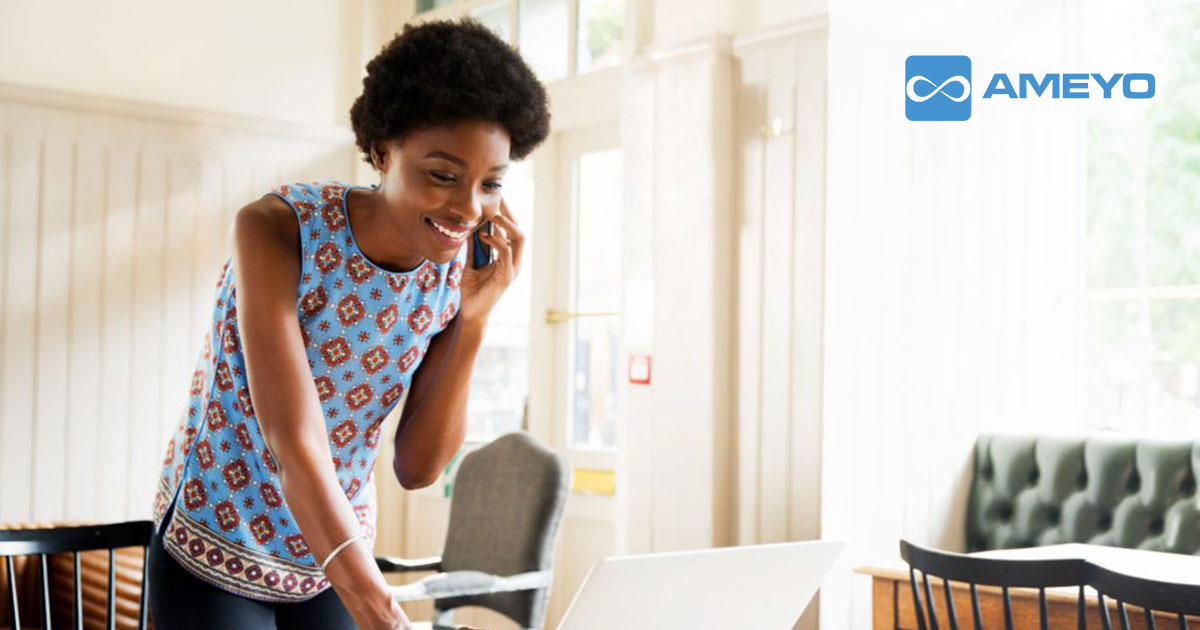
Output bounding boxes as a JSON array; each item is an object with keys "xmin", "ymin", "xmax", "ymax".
[
  {"xmin": 0, "ymin": 0, "xmax": 367, "ymax": 128},
  {"xmin": 818, "ymin": 1, "xmax": 1088, "ymax": 628}
]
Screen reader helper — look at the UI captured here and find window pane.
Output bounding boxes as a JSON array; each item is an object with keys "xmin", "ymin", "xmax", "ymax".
[
  {"xmin": 466, "ymin": 159, "xmax": 535, "ymax": 440},
  {"xmin": 1085, "ymin": 299, "xmax": 1200, "ymax": 433},
  {"xmin": 569, "ymin": 149, "xmax": 622, "ymax": 449},
  {"xmin": 1085, "ymin": 112, "xmax": 1140, "ymax": 288},
  {"xmin": 577, "ymin": 0, "xmax": 623, "ymax": 73},
  {"xmin": 1085, "ymin": 1, "xmax": 1200, "ymax": 288},
  {"xmin": 520, "ymin": 0, "xmax": 568, "ymax": 81},
  {"xmin": 416, "ymin": 0, "xmax": 456, "ymax": 14},
  {"xmin": 470, "ymin": 1, "xmax": 510, "ymax": 42}
]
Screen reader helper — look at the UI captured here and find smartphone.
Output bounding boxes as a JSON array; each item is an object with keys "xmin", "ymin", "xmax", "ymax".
[{"xmin": 472, "ymin": 220, "xmax": 493, "ymax": 269}]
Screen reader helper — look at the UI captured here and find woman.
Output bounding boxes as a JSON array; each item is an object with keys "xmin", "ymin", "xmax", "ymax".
[{"xmin": 146, "ymin": 18, "xmax": 550, "ymax": 630}]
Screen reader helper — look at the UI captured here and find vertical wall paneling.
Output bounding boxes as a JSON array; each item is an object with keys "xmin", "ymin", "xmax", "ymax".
[
  {"xmin": 757, "ymin": 40, "xmax": 797, "ymax": 546},
  {"xmin": 0, "ymin": 104, "xmax": 9, "ymax": 517},
  {"xmin": 1, "ymin": 104, "xmax": 42, "ymax": 520},
  {"xmin": 731, "ymin": 22, "xmax": 829, "ymax": 629},
  {"xmin": 0, "ymin": 82, "xmax": 355, "ymax": 522},
  {"xmin": 64, "ymin": 114, "xmax": 107, "ymax": 520},
  {"xmin": 221, "ymin": 154, "xmax": 248, "ymax": 264},
  {"xmin": 730, "ymin": 19, "xmax": 829, "ymax": 554},
  {"xmin": 31, "ymin": 108, "xmax": 73, "ymax": 520},
  {"xmin": 126, "ymin": 125, "xmax": 168, "ymax": 517},
  {"xmin": 789, "ymin": 33, "xmax": 826, "ymax": 545},
  {"xmin": 734, "ymin": 48, "xmax": 766, "ymax": 547},
  {"xmin": 160, "ymin": 151, "xmax": 199, "ymax": 485},
  {"xmin": 99, "ymin": 118, "xmax": 137, "ymax": 523},
  {"xmin": 193, "ymin": 156, "xmax": 224, "ymax": 361}
]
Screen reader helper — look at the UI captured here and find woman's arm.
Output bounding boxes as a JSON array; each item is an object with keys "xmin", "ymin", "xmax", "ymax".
[
  {"xmin": 231, "ymin": 197, "xmax": 407, "ymax": 630},
  {"xmin": 392, "ymin": 315, "xmax": 485, "ymax": 489},
  {"xmin": 391, "ymin": 199, "xmax": 525, "ymax": 488}
]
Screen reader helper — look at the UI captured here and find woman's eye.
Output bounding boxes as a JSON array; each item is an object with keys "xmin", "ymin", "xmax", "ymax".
[
  {"xmin": 429, "ymin": 171, "xmax": 456, "ymax": 183},
  {"xmin": 483, "ymin": 181, "xmax": 503, "ymax": 191}
]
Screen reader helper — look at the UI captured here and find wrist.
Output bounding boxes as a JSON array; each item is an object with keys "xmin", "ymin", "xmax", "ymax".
[
  {"xmin": 455, "ymin": 313, "xmax": 488, "ymax": 340},
  {"xmin": 324, "ymin": 542, "xmax": 391, "ymax": 605}
]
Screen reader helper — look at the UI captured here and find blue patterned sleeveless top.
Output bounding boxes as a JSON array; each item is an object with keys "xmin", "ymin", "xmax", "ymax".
[{"xmin": 151, "ymin": 181, "xmax": 465, "ymax": 602}]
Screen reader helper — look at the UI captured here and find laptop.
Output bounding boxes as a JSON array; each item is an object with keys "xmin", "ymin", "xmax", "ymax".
[{"xmin": 555, "ymin": 539, "xmax": 845, "ymax": 630}]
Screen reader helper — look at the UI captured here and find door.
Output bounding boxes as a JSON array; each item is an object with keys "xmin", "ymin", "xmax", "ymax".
[{"xmin": 386, "ymin": 121, "xmax": 625, "ymax": 629}]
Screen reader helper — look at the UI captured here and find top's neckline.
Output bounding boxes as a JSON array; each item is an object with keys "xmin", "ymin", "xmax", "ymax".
[{"xmin": 340, "ymin": 183, "xmax": 428, "ymax": 276}]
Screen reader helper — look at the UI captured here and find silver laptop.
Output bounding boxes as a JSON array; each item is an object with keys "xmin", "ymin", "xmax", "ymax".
[{"xmin": 556, "ymin": 540, "xmax": 844, "ymax": 630}]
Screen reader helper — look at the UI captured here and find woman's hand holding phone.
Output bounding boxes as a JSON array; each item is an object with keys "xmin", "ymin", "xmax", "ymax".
[{"xmin": 458, "ymin": 197, "xmax": 523, "ymax": 327}]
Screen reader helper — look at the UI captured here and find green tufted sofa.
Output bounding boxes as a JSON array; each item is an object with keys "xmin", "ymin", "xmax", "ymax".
[{"xmin": 967, "ymin": 434, "xmax": 1200, "ymax": 554}]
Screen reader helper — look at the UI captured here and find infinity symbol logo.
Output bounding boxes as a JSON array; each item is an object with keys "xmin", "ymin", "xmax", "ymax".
[{"xmin": 906, "ymin": 75, "xmax": 971, "ymax": 102}]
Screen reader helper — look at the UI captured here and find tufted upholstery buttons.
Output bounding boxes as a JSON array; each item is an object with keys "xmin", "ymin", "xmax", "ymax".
[{"xmin": 968, "ymin": 436, "xmax": 1200, "ymax": 554}]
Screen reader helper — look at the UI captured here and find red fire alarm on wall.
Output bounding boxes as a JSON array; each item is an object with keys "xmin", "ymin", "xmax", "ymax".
[{"xmin": 628, "ymin": 354, "xmax": 652, "ymax": 385}]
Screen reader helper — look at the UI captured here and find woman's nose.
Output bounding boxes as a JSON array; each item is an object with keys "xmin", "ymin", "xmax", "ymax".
[{"xmin": 449, "ymin": 188, "xmax": 488, "ymax": 224}]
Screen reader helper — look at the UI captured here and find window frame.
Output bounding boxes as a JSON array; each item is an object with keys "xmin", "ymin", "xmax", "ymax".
[{"xmin": 411, "ymin": 0, "xmax": 628, "ymax": 81}]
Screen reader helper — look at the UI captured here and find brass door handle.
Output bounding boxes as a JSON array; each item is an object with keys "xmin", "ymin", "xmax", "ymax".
[{"xmin": 545, "ymin": 308, "xmax": 620, "ymax": 324}]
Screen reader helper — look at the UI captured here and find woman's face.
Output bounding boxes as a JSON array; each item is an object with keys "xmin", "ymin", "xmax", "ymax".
[{"xmin": 375, "ymin": 119, "xmax": 511, "ymax": 265}]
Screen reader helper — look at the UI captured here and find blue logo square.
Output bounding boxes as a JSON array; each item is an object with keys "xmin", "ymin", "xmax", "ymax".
[{"xmin": 906, "ymin": 55, "xmax": 972, "ymax": 121}]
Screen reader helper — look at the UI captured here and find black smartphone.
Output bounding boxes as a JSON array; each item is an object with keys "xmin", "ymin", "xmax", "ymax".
[{"xmin": 472, "ymin": 220, "xmax": 493, "ymax": 269}]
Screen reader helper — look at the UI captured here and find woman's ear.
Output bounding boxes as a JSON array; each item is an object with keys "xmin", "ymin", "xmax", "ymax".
[{"xmin": 369, "ymin": 143, "xmax": 385, "ymax": 172}]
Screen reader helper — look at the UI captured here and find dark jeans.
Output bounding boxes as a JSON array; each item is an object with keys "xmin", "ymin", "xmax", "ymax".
[{"xmin": 148, "ymin": 499, "xmax": 357, "ymax": 630}]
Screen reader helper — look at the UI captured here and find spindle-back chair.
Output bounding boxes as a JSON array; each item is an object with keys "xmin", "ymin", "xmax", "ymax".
[
  {"xmin": 900, "ymin": 539, "xmax": 1094, "ymax": 630},
  {"xmin": 0, "ymin": 521, "xmax": 153, "ymax": 630},
  {"xmin": 1090, "ymin": 563, "xmax": 1200, "ymax": 630}
]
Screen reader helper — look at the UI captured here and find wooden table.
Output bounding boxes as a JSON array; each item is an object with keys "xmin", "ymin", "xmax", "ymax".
[{"xmin": 857, "ymin": 544, "xmax": 1200, "ymax": 630}]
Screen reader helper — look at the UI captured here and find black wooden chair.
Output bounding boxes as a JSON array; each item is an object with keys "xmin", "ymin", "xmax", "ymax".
[
  {"xmin": 1090, "ymin": 563, "xmax": 1200, "ymax": 630},
  {"xmin": 0, "ymin": 520, "xmax": 153, "ymax": 630},
  {"xmin": 900, "ymin": 539, "xmax": 1094, "ymax": 630}
]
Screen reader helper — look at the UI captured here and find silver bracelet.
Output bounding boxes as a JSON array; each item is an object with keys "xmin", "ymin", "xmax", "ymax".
[{"xmin": 320, "ymin": 531, "xmax": 368, "ymax": 573}]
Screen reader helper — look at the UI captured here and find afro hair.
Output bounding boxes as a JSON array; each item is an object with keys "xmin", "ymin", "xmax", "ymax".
[{"xmin": 349, "ymin": 18, "xmax": 551, "ymax": 164}]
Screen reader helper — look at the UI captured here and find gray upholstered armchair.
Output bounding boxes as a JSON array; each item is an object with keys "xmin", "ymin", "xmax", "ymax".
[{"xmin": 375, "ymin": 432, "xmax": 570, "ymax": 630}]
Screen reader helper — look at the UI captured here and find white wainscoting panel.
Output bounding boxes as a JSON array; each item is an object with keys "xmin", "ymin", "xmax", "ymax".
[{"xmin": 0, "ymin": 82, "xmax": 356, "ymax": 523}]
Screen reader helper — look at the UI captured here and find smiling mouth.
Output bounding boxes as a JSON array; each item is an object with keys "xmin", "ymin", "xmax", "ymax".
[{"xmin": 425, "ymin": 217, "xmax": 469, "ymax": 243}]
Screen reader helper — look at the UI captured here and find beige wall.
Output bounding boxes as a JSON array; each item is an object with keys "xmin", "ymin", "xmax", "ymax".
[{"xmin": 0, "ymin": 0, "xmax": 370, "ymax": 127}]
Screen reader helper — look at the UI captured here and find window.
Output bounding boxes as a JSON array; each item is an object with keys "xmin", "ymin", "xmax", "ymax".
[
  {"xmin": 576, "ymin": 0, "xmax": 624, "ymax": 73},
  {"xmin": 568, "ymin": 148, "xmax": 623, "ymax": 449},
  {"xmin": 1082, "ymin": 1, "xmax": 1200, "ymax": 432},
  {"xmin": 413, "ymin": 0, "xmax": 624, "ymax": 80},
  {"xmin": 469, "ymin": 0, "xmax": 510, "ymax": 41},
  {"xmin": 416, "ymin": 0, "xmax": 456, "ymax": 13},
  {"xmin": 520, "ymin": 0, "xmax": 570, "ymax": 80}
]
